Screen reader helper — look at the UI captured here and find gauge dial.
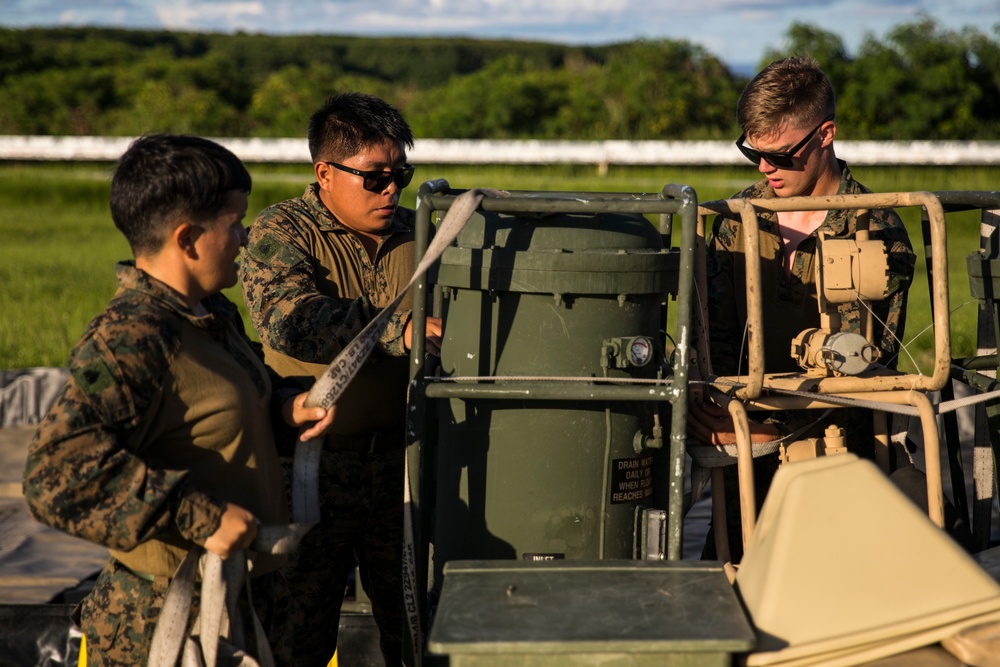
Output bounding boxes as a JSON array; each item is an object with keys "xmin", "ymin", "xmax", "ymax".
[{"xmin": 627, "ymin": 337, "xmax": 652, "ymax": 366}]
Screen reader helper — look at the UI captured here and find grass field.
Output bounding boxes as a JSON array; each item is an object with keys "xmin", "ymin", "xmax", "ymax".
[{"xmin": 1, "ymin": 161, "xmax": 998, "ymax": 376}]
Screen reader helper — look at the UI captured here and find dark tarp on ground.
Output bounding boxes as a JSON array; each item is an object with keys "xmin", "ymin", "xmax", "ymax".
[
  {"xmin": 1, "ymin": 369, "xmax": 104, "ymax": 667},
  {"xmin": 0, "ymin": 605, "xmax": 81, "ymax": 667},
  {"xmin": 0, "ymin": 368, "xmax": 68, "ymax": 429}
]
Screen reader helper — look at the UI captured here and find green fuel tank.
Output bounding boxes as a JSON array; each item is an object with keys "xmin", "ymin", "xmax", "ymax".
[{"xmin": 428, "ymin": 208, "xmax": 679, "ymax": 576}]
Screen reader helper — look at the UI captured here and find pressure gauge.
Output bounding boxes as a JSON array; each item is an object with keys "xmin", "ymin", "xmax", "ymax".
[{"xmin": 626, "ymin": 336, "xmax": 653, "ymax": 367}]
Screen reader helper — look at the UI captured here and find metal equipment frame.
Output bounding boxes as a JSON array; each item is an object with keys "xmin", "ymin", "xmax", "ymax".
[{"xmin": 405, "ymin": 180, "xmax": 699, "ymax": 628}]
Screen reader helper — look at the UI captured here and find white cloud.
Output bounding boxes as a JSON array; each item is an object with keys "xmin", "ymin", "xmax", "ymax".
[{"xmin": 154, "ymin": 1, "xmax": 264, "ymax": 30}]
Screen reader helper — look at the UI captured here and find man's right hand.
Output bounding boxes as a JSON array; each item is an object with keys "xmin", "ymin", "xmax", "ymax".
[{"xmin": 203, "ymin": 502, "xmax": 257, "ymax": 559}]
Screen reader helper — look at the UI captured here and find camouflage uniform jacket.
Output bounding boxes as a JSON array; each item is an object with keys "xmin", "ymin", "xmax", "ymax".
[
  {"xmin": 706, "ymin": 161, "xmax": 916, "ymax": 378},
  {"xmin": 23, "ymin": 262, "xmax": 293, "ymax": 577},
  {"xmin": 240, "ymin": 183, "xmax": 417, "ymax": 437}
]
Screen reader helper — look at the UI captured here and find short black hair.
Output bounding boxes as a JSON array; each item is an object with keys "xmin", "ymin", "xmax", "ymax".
[
  {"xmin": 110, "ymin": 134, "xmax": 252, "ymax": 256},
  {"xmin": 307, "ymin": 92, "xmax": 414, "ymax": 163}
]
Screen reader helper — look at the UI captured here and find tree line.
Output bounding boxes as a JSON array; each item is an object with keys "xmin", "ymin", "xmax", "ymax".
[{"xmin": 0, "ymin": 17, "xmax": 997, "ymax": 141}]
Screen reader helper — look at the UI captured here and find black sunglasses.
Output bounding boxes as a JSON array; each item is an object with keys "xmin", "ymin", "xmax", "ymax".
[
  {"xmin": 325, "ymin": 161, "xmax": 415, "ymax": 192},
  {"xmin": 735, "ymin": 115, "xmax": 835, "ymax": 168}
]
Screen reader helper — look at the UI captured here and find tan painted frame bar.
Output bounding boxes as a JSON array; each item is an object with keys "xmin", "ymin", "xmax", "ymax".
[
  {"xmin": 697, "ymin": 191, "xmax": 951, "ymax": 399},
  {"xmin": 694, "ymin": 192, "xmax": 952, "ymax": 556},
  {"xmin": 745, "ymin": 391, "xmax": 945, "ymax": 528}
]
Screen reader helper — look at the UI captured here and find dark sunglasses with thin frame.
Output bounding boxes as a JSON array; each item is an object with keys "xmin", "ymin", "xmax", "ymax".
[
  {"xmin": 735, "ymin": 114, "xmax": 835, "ymax": 169},
  {"xmin": 326, "ymin": 161, "xmax": 415, "ymax": 192}
]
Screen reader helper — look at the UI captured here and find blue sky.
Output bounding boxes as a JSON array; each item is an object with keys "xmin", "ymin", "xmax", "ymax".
[{"xmin": 2, "ymin": 0, "xmax": 996, "ymax": 71}]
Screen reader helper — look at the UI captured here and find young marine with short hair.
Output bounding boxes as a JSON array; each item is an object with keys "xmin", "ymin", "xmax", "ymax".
[
  {"xmin": 23, "ymin": 134, "xmax": 334, "ymax": 666},
  {"xmin": 688, "ymin": 56, "xmax": 918, "ymax": 562}
]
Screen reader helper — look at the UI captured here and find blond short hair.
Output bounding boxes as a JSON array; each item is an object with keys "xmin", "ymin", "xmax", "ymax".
[{"xmin": 737, "ymin": 56, "xmax": 836, "ymax": 139}]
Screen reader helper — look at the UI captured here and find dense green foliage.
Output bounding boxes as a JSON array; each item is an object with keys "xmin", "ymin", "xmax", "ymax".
[
  {"xmin": 3, "ymin": 162, "xmax": 998, "ymax": 373},
  {"xmin": 1, "ymin": 17, "xmax": 998, "ymax": 140}
]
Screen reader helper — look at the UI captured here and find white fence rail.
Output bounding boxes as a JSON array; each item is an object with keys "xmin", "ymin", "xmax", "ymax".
[{"xmin": 2, "ymin": 135, "xmax": 999, "ymax": 166}]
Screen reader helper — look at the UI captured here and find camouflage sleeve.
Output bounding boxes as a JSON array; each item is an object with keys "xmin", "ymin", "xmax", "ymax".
[
  {"xmin": 705, "ymin": 216, "xmax": 746, "ymax": 376},
  {"xmin": 22, "ymin": 331, "xmax": 226, "ymax": 551},
  {"xmin": 240, "ymin": 209, "xmax": 409, "ymax": 363},
  {"xmin": 867, "ymin": 210, "xmax": 916, "ymax": 366},
  {"xmin": 382, "ymin": 308, "xmax": 412, "ymax": 358}
]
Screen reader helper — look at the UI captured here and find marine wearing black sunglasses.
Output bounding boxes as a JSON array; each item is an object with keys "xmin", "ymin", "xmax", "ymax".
[{"xmin": 735, "ymin": 114, "xmax": 835, "ymax": 169}]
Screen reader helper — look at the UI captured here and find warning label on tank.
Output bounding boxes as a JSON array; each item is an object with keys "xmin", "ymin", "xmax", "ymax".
[{"xmin": 610, "ymin": 455, "xmax": 654, "ymax": 504}]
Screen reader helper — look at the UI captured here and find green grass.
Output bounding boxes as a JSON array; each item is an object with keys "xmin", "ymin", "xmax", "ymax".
[{"xmin": 1, "ymin": 162, "xmax": 998, "ymax": 375}]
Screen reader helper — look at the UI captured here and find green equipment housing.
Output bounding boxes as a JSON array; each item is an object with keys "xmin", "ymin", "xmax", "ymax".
[
  {"xmin": 406, "ymin": 181, "xmax": 700, "ymax": 600},
  {"xmin": 431, "ymin": 206, "xmax": 677, "ymax": 569}
]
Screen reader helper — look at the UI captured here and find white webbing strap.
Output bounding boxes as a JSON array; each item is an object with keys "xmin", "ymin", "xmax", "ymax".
[
  {"xmin": 402, "ymin": 436, "xmax": 422, "ymax": 667},
  {"xmin": 148, "ymin": 547, "xmax": 201, "ymax": 667},
  {"xmin": 147, "ymin": 522, "xmax": 308, "ymax": 667},
  {"xmin": 146, "ymin": 548, "xmax": 256, "ymax": 667}
]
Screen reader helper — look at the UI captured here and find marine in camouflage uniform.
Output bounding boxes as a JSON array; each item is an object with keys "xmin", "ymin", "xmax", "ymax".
[
  {"xmin": 241, "ymin": 184, "xmax": 416, "ymax": 666},
  {"xmin": 238, "ymin": 92, "xmax": 438, "ymax": 667},
  {"xmin": 22, "ymin": 135, "xmax": 332, "ymax": 667},
  {"xmin": 23, "ymin": 263, "xmax": 296, "ymax": 665},
  {"xmin": 691, "ymin": 57, "xmax": 919, "ymax": 562},
  {"xmin": 703, "ymin": 165, "xmax": 916, "ymax": 562}
]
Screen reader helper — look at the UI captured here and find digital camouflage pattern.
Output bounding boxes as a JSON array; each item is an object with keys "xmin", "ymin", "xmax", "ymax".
[
  {"xmin": 24, "ymin": 262, "xmax": 295, "ymax": 664},
  {"xmin": 706, "ymin": 162, "xmax": 916, "ymax": 377},
  {"xmin": 24, "ymin": 264, "xmax": 237, "ymax": 554},
  {"xmin": 240, "ymin": 183, "xmax": 415, "ymax": 666},
  {"xmin": 240, "ymin": 184, "xmax": 414, "ymax": 364},
  {"xmin": 78, "ymin": 559, "xmax": 288, "ymax": 666},
  {"xmin": 77, "ymin": 561, "xmax": 175, "ymax": 667}
]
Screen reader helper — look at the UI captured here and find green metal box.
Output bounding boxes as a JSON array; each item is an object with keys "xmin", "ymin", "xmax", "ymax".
[
  {"xmin": 428, "ymin": 560, "xmax": 756, "ymax": 666},
  {"xmin": 428, "ymin": 209, "xmax": 679, "ymax": 576}
]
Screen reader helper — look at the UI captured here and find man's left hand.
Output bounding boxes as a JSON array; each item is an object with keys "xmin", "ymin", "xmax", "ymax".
[
  {"xmin": 687, "ymin": 399, "xmax": 778, "ymax": 447},
  {"xmin": 404, "ymin": 316, "xmax": 442, "ymax": 356}
]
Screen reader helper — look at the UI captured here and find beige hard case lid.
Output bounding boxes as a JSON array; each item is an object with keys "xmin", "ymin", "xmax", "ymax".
[{"xmin": 735, "ymin": 454, "xmax": 1000, "ymax": 667}]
